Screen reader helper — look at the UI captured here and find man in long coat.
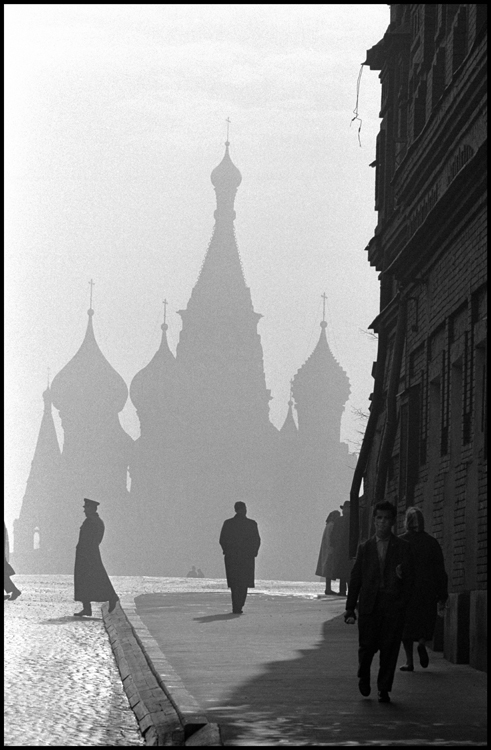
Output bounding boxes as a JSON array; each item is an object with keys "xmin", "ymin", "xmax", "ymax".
[
  {"xmin": 74, "ymin": 498, "xmax": 119, "ymax": 617},
  {"xmin": 219, "ymin": 502, "xmax": 261, "ymax": 614},
  {"xmin": 344, "ymin": 500, "xmax": 414, "ymax": 704}
]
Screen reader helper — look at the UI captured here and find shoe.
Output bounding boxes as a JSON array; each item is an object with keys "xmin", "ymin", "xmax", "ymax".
[
  {"xmin": 417, "ymin": 644, "xmax": 429, "ymax": 668},
  {"xmin": 108, "ymin": 596, "xmax": 119, "ymax": 613},
  {"xmin": 74, "ymin": 608, "xmax": 92, "ymax": 617},
  {"xmin": 4, "ymin": 594, "xmax": 10, "ymax": 600},
  {"xmin": 232, "ymin": 610, "xmax": 243, "ymax": 614},
  {"xmin": 378, "ymin": 690, "xmax": 391, "ymax": 703},
  {"xmin": 400, "ymin": 664, "xmax": 414, "ymax": 672},
  {"xmin": 9, "ymin": 589, "xmax": 21, "ymax": 601},
  {"xmin": 358, "ymin": 679, "xmax": 371, "ymax": 697}
]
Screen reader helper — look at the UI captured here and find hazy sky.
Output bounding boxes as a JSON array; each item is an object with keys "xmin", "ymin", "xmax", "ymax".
[{"xmin": 5, "ymin": 4, "xmax": 389, "ymax": 533}]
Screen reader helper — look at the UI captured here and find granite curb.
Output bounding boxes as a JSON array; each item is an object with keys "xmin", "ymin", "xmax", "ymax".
[{"xmin": 102, "ymin": 598, "xmax": 223, "ymax": 746}]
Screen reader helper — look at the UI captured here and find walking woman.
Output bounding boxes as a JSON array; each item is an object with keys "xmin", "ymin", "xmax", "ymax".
[{"xmin": 399, "ymin": 507, "xmax": 448, "ymax": 671}]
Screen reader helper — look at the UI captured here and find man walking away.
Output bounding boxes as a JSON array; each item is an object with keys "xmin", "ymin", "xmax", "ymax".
[
  {"xmin": 74, "ymin": 498, "xmax": 119, "ymax": 617},
  {"xmin": 219, "ymin": 502, "xmax": 261, "ymax": 614},
  {"xmin": 344, "ymin": 501, "xmax": 414, "ymax": 703}
]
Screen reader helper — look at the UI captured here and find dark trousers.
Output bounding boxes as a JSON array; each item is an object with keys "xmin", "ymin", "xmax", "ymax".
[
  {"xmin": 358, "ymin": 592, "xmax": 405, "ymax": 692},
  {"xmin": 231, "ymin": 584, "xmax": 248, "ymax": 613}
]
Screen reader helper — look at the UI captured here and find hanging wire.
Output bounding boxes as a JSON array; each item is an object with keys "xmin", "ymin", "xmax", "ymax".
[{"xmin": 350, "ymin": 64, "xmax": 364, "ymax": 147}]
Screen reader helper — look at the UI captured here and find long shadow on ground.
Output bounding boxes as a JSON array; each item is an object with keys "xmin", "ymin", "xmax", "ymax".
[{"xmin": 208, "ymin": 616, "xmax": 487, "ymax": 746}]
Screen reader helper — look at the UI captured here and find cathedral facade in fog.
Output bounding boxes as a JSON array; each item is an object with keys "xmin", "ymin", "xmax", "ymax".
[{"xmin": 13, "ymin": 143, "xmax": 353, "ymax": 581}]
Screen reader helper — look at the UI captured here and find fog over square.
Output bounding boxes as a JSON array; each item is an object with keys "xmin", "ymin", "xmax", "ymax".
[{"xmin": 5, "ymin": 5, "xmax": 388, "ymax": 542}]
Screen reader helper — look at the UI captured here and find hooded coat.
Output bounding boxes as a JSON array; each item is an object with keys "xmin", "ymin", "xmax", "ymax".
[
  {"xmin": 74, "ymin": 513, "xmax": 117, "ymax": 603},
  {"xmin": 331, "ymin": 510, "xmax": 353, "ymax": 581},
  {"xmin": 399, "ymin": 529, "xmax": 448, "ymax": 641}
]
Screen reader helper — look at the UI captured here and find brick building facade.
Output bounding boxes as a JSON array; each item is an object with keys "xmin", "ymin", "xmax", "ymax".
[{"xmin": 350, "ymin": 5, "xmax": 487, "ymax": 671}]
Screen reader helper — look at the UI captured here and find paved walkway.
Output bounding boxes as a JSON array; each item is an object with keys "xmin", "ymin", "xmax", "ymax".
[
  {"xmin": 132, "ymin": 590, "xmax": 487, "ymax": 746},
  {"xmin": 4, "ymin": 576, "xmax": 144, "ymax": 747}
]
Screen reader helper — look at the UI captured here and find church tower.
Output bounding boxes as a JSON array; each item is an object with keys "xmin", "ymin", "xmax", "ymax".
[
  {"xmin": 263, "ymin": 301, "xmax": 353, "ymax": 581},
  {"xmin": 12, "ymin": 386, "xmax": 62, "ymax": 573},
  {"xmin": 293, "ymin": 305, "xmax": 351, "ymax": 445},
  {"xmin": 137, "ymin": 140, "xmax": 278, "ymax": 576},
  {"xmin": 176, "ymin": 141, "xmax": 273, "ymax": 447},
  {"xmin": 128, "ymin": 317, "xmax": 180, "ymax": 573},
  {"xmin": 49, "ymin": 303, "xmax": 133, "ymax": 572}
]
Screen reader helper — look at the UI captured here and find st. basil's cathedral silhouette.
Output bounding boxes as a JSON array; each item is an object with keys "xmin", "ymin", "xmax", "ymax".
[{"xmin": 13, "ymin": 140, "xmax": 353, "ymax": 581}]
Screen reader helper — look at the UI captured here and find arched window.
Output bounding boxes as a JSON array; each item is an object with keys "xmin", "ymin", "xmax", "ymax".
[{"xmin": 33, "ymin": 527, "xmax": 41, "ymax": 550}]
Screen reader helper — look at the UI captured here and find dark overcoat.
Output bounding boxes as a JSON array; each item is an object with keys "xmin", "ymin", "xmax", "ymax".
[
  {"xmin": 331, "ymin": 512, "xmax": 353, "ymax": 581},
  {"xmin": 4, "ymin": 522, "xmax": 14, "ymax": 577},
  {"xmin": 346, "ymin": 533, "xmax": 414, "ymax": 615},
  {"xmin": 74, "ymin": 513, "xmax": 117, "ymax": 603},
  {"xmin": 399, "ymin": 530, "xmax": 448, "ymax": 641},
  {"xmin": 219, "ymin": 515, "xmax": 261, "ymax": 589}
]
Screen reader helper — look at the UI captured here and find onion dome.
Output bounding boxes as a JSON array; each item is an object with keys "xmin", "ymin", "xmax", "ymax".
[
  {"xmin": 210, "ymin": 142, "xmax": 242, "ymax": 223},
  {"xmin": 130, "ymin": 323, "xmax": 176, "ymax": 414},
  {"xmin": 50, "ymin": 309, "xmax": 128, "ymax": 414},
  {"xmin": 210, "ymin": 142, "xmax": 242, "ymax": 190},
  {"xmin": 293, "ymin": 321, "xmax": 351, "ymax": 408}
]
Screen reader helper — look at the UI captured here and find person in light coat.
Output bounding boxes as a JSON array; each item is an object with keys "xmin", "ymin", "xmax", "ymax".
[{"xmin": 315, "ymin": 510, "xmax": 340, "ymax": 594}]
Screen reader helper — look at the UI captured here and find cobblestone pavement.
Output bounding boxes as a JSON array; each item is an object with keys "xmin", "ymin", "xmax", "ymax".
[
  {"xmin": 4, "ymin": 574, "xmax": 328, "ymax": 746},
  {"xmin": 4, "ymin": 576, "xmax": 144, "ymax": 747}
]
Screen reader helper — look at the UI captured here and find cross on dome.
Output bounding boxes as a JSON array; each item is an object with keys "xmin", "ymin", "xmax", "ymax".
[
  {"xmin": 89, "ymin": 279, "xmax": 95, "ymax": 312},
  {"xmin": 321, "ymin": 292, "xmax": 328, "ymax": 329}
]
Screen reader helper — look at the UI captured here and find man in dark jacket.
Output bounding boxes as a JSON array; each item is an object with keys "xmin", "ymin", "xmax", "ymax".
[
  {"xmin": 74, "ymin": 498, "xmax": 119, "ymax": 617},
  {"xmin": 344, "ymin": 500, "xmax": 414, "ymax": 703},
  {"xmin": 219, "ymin": 502, "xmax": 261, "ymax": 614}
]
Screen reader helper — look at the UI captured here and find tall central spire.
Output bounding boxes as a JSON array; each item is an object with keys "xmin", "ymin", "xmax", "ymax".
[
  {"xmin": 175, "ymin": 135, "xmax": 272, "ymax": 435},
  {"xmin": 178, "ymin": 138, "xmax": 249, "ymax": 321}
]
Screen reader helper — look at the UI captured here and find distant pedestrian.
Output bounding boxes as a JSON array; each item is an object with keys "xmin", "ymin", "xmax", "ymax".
[
  {"xmin": 4, "ymin": 523, "xmax": 21, "ymax": 601},
  {"xmin": 186, "ymin": 566, "xmax": 199, "ymax": 578},
  {"xmin": 344, "ymin": 500, "xmax": 414, "ymax": 703},
  {"xmin": 315, "ymin": 510, "xmax": 340, "ymax": 594},
  {"xmin": 219, "ymin": 501, "xmax": 261, "ymax": 614},
  {"xmin": 74, "ymin": 499, "xmax": 119, "ymax": 617},
  {"xmin": 332, "ymin": 501, "xmax": 353, "ymax": 596},
  {"xmin": 399, "ymin": 507, "xmax": 448, "ymax": 672},
  {"xmin": 197, "ymin": 568, "xmax": 205, "ymax": 578}
]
